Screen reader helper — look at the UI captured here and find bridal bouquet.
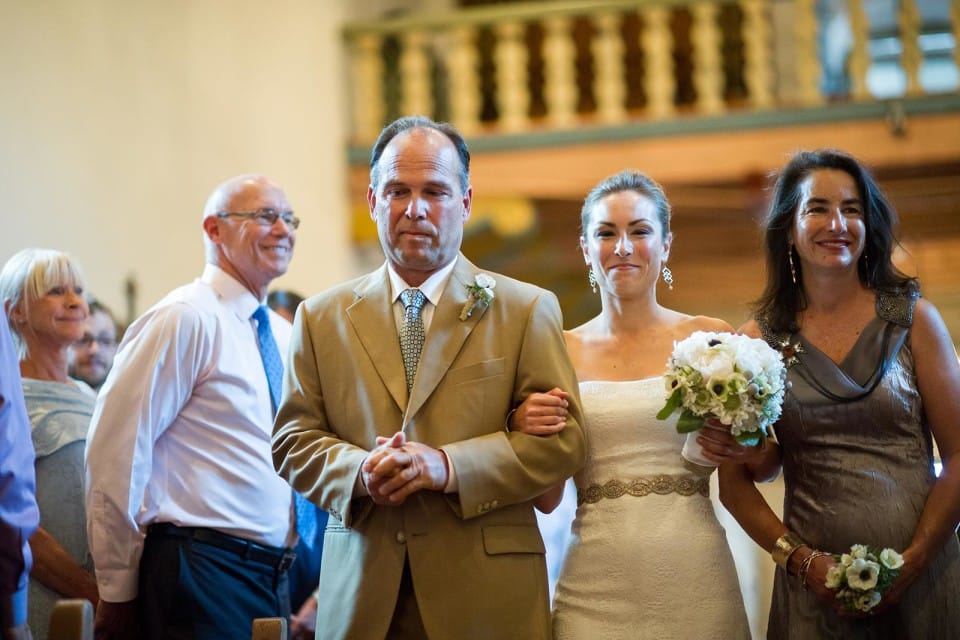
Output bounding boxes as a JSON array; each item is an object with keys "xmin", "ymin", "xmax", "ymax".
[
  {"xmin": 825, "ymin": 544, "xmax": 903, "ymax": 613},
  {"xmin": 657, "ymin": 331, "xmax": 787, "ymax": 446}
]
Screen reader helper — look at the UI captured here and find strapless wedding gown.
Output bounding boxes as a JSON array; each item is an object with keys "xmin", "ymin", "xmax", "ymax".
[{"xmin": 552, "ymin": 379, "xmax": 750, "ymax": 639}]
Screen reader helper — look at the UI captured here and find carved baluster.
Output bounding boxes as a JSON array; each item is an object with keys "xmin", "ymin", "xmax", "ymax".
[
  {"xmin": 847, "ymin": 0, "xmax": 870, "ymax": 100},
  {"xmin": 593, "ymin": 12, "xmax": 626, "ymax": 124},
  {"xmin": 494, "ymin": 20, "xmax": 530, "ymax": 132},
  {"xmin": 691, "ymin": 2, "xmax": 724, "ymax": 114},
  {"xmin": 953, "ymin": 0, "xmax": 960, "ymax": 73},
  {"xmin": 899, "ymin": 0, "xmax": 923, "ymax": 96},
  {"xmin": 448, "ymin": 26, "xmax": 481, "ymax": 136},
  {"xmin": 794, "ymin": 0, "xmax": 823, "ymax": 105},
  {"xmin": 349, "ymin": 33, "xmax": 385, "ymax": 143},
  {"xmin": 400, "ymin": 29, "xmax": 432, "ymax": 117},
  {"xmin": 642, "ymin": 6, "xmax": 676, "ymax": 118},
  {"xmin": 740, "ymin": 0, "xmax": 772, "ymax": 108},
  {"xmin": 543, "ymin": 16, "xmax": 577, "ymax": 127}
]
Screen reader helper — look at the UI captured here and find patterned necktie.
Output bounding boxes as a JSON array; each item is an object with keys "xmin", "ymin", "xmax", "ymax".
[
  {"xmin": 399, "ymin": 289, "xmax": 426, "ymax": 391},
  {"xmin": 252, "ymin": 306, "xmax": 317, "ymax": 547}
]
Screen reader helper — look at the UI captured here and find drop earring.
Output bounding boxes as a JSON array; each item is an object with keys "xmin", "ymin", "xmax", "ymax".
[
  {"xmin": 788, "ymin": 246, "xmax": 797, "ymax": 285},
  {"xmin": 661, "ymin": 265, "xmax": 674, "ymax": 291},
  {"xmin": 588, "ymin": 268, "xmax": 598, "ymax": 294}
]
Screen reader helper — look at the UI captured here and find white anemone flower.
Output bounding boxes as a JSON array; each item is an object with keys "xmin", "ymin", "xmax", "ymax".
[
  {"xmin": 879, "ymin": 548, "xmax": 904, "ymax": 570},
  {"xmin": 825, "ymin": 565, "xmax": 844, "ymax": 589},
  {"xmin": 846, "ymin": 558, "xmax": 880, "ymax": 590}
]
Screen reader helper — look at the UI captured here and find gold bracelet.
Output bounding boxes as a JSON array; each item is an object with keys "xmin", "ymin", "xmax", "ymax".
[{"xmin": 771, "ymin": 531, "xmax": 805, "ymax": 570}]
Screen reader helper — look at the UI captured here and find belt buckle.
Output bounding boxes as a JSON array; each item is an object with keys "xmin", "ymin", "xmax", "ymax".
[{"xmin": 278, "ymin": 550, "xmax": 296, "ymax": 572}]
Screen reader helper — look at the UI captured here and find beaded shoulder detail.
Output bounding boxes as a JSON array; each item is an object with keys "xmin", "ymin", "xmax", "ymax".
[
  {"xmin": 876, "ymin": 290, "xmax": 917, "ymax": 327},
  {"xmin": 756, "ymin": 290, "xmax": 917, "ymax": 345},
  {"xmin": 755, "ymin": 312, "xmax": 782, "ymax": 350}
]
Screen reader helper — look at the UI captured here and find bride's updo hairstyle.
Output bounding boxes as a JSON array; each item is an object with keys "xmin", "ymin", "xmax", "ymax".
[{"xmin": 580, "ymin": 170, "xmax": 672, "ymax": 240}]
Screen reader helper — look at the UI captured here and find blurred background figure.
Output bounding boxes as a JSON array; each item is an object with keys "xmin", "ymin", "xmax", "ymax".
[
  {"xmin": 68, "ymin": 299, "xmax": 119, "ymax": 393},
  {"xmin": 0, "ymin": 317, "xmax": 40, "ymax": 640},
  {"xmin": 0, "ymin": 249, "xmax": 99, "ymax": 640},
  {"xmin": 267, "ymin": 289, "xmax": 304, "ymax": 324}
]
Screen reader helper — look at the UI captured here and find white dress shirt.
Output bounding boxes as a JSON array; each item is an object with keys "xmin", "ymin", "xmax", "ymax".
[
  {"xmin": 85, "ymin": 264, "xmax": 293, "ymax": 603},
  {"xmin": 385, "ymin": 258, "xmax": 457, "ymax": 333}
]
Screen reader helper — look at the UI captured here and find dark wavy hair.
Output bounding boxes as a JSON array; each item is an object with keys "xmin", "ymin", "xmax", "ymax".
[
  {"xmin": 580, "ymin": 170, "xmax": 671, "ymax": 239},
  {"xmin": 754, "ymin": 148, "xmax": 917, "ymax": 333},
  {"xmin": 369, "ymin": 115, "xmax": 471, "ymax": 194}
]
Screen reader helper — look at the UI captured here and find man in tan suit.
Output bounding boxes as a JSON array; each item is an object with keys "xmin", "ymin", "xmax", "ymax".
[{"xmin": 272, "ymin": 116, "xmax": 585, "ymax": 639}]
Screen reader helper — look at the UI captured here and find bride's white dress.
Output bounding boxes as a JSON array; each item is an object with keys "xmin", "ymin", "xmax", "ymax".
[{"xmin": 552, "ymin": 379, "xmax": 750, "ymax": 640}]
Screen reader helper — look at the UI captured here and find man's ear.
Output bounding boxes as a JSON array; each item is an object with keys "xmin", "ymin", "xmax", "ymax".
[
  {"xmin": 367, "ymin": 185, "xmax": 377, "ymax": 221},
  {"xmin": 461, "ymin": 186, "xmax": 473, "ymax": 223},
  {"xmin": 202, "ymin": 216, "xmax": 222, "ymax": 245}
]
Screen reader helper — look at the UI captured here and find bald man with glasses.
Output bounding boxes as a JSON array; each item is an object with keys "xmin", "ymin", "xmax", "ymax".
[{"xmin": 85, "ymin": 175, "xmax": 300, "ymax": 640}]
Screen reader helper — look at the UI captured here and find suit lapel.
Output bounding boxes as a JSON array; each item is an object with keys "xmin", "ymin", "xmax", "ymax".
[
  {"xmin": 405, "ymin": 256, "xmax": 488, "ymax": 422},
  {"xmin": 346, "ymin": 267, "xmax": 408, "ymax": 413}
]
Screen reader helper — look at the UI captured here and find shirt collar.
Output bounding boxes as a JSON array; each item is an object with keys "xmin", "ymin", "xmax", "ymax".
[
  {"xmin": 386, "ymin": 257, "xmax": 458, "ymax": 308},
  {"xmin": 201, "ymin": 263, "xmax": 262, "ymax": 320}
]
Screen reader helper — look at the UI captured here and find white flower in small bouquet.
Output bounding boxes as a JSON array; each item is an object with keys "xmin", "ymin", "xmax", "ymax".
[
  {"xmin": 460, "ymin": 274, "xmax": 496, "ymax": 321},
  {"xmin": 656, "ymin": 331, "xmax": 787, "ymax": 446},
  {"xmin": 826, "ymin": 544, "xmax": 903, "ymax": 613}
]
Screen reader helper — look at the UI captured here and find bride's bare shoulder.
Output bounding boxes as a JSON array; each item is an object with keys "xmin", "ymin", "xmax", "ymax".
[
  {"xmin": 670, "ymin": 312, "xmax": 735, "ymax": 334},
  {"xmin": 737, "ymin": 318, "xmax": 762, "ymax": 339}
]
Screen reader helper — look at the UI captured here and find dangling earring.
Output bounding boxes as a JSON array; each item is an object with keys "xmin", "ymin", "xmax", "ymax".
[
  {"xmin": 788, "ymin": 245, "xmax": 797, "ymax": 285},
  {"xmin": 588, "ymin": 268, "xmax": 598, "ymax": 294},
  {"xmin": 862, "ymin": 251, "xmax": 869, "ymax": 279},
  {"xmin": 661, "ymin": 265, "xmax": 674, "ymax": 291}
]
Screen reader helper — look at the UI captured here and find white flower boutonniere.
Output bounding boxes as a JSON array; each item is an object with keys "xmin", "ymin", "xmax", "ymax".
[{"xmin": 460, "ymin": 274, "xmax": 496, "ymax": 321}]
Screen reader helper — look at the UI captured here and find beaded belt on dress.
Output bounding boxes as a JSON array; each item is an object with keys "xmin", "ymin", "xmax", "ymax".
[{"xmin": 577, "ymin": 474, "xmax": 709, "ymax": 505}]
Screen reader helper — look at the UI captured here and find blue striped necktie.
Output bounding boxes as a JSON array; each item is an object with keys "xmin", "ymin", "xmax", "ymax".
[{"xmin": 252, "ymin": 306, "xmax": 318, "ymax": 547}]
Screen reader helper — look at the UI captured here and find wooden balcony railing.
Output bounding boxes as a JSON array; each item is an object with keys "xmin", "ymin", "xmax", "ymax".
[{"xmin": 342, "ymin": 0, "xmax": 959, "ymax": 145}]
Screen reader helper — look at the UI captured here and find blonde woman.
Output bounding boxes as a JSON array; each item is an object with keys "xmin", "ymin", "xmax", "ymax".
[{"xmin": 1, "ymin": 249, "xmax": 99, "ymax": 638}]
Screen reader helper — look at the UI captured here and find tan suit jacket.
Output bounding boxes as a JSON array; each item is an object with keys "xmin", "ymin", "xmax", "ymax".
[{"xmin": 273, "ymin": 255, "xmax": 585, "ymax": 640}]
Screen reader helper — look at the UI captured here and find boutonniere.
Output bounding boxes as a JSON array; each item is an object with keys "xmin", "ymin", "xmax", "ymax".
[
  {"xmin": 460, "ymin": 274, "xmax": 496, "ymax": 321},
  {"xmin": 777, "ymin": 336, "xmax": 804, "ymax": 368}
]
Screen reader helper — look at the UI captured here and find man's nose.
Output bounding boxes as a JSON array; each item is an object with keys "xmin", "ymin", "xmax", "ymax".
[{"xmin": 405, "ymin": 196, "xmax": 428, "ymax": 219}]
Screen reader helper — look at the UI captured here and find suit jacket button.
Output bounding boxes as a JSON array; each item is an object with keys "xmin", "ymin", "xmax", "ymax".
[{"xmin": 396, "ymin": 530, "xmax": 407, "ymax": 544}]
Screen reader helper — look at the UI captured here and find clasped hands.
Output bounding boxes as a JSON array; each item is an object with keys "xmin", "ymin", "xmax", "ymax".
[{"xmin": 361, "ymin": 432, "xmax": 450, "ymax": 505}]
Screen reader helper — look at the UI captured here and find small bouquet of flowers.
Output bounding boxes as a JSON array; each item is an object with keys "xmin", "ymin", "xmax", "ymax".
[
  {"xmin": 825, "ymin": 544, "xmax": 903, "ymax": 613},
  {"xmin": 657, "ymin": 332, "xmax": 787, "ymax": 462}
]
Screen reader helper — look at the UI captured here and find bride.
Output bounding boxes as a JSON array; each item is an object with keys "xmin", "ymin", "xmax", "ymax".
[{"xmin": 513, "ymin": 171, "xmax": 770, "ymax": 639}]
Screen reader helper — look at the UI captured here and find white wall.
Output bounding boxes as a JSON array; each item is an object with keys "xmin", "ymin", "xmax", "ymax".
[{"xmin": 0, "ymin": 0, "xmax": 355, "ymax": 322}]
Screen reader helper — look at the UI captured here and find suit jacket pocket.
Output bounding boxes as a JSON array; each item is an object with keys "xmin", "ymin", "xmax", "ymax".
[
  {"xmin": 481, "ymin": 524, "xmax": 546, "ymax": 556},
  {"xmin": 445, "ymin": 357, "xmax": 506, "ymax": 387}
]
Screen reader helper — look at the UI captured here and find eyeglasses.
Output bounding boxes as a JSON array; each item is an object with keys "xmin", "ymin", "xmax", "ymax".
[
  {"xmin": 216, "ymin": 208, "xmax": 300, "ymax": 230},
  {"xmin": 76, "ymin": 335, "xmax": 116, "ymax": 348}
]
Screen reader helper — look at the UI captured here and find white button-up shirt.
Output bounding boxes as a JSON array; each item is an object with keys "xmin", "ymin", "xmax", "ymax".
[{"xmin": 85, "ymin": 264, "xmax": 293, "ymax": 602}]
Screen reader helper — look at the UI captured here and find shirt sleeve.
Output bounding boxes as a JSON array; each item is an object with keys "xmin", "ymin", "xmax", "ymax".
[
  {"xmin": 84, "ymin": 303, "xmax": 207, "ymax": 602},
  {"xmin": 0, "ymin": 321, "xmax": 39, "ymax": 629}
]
